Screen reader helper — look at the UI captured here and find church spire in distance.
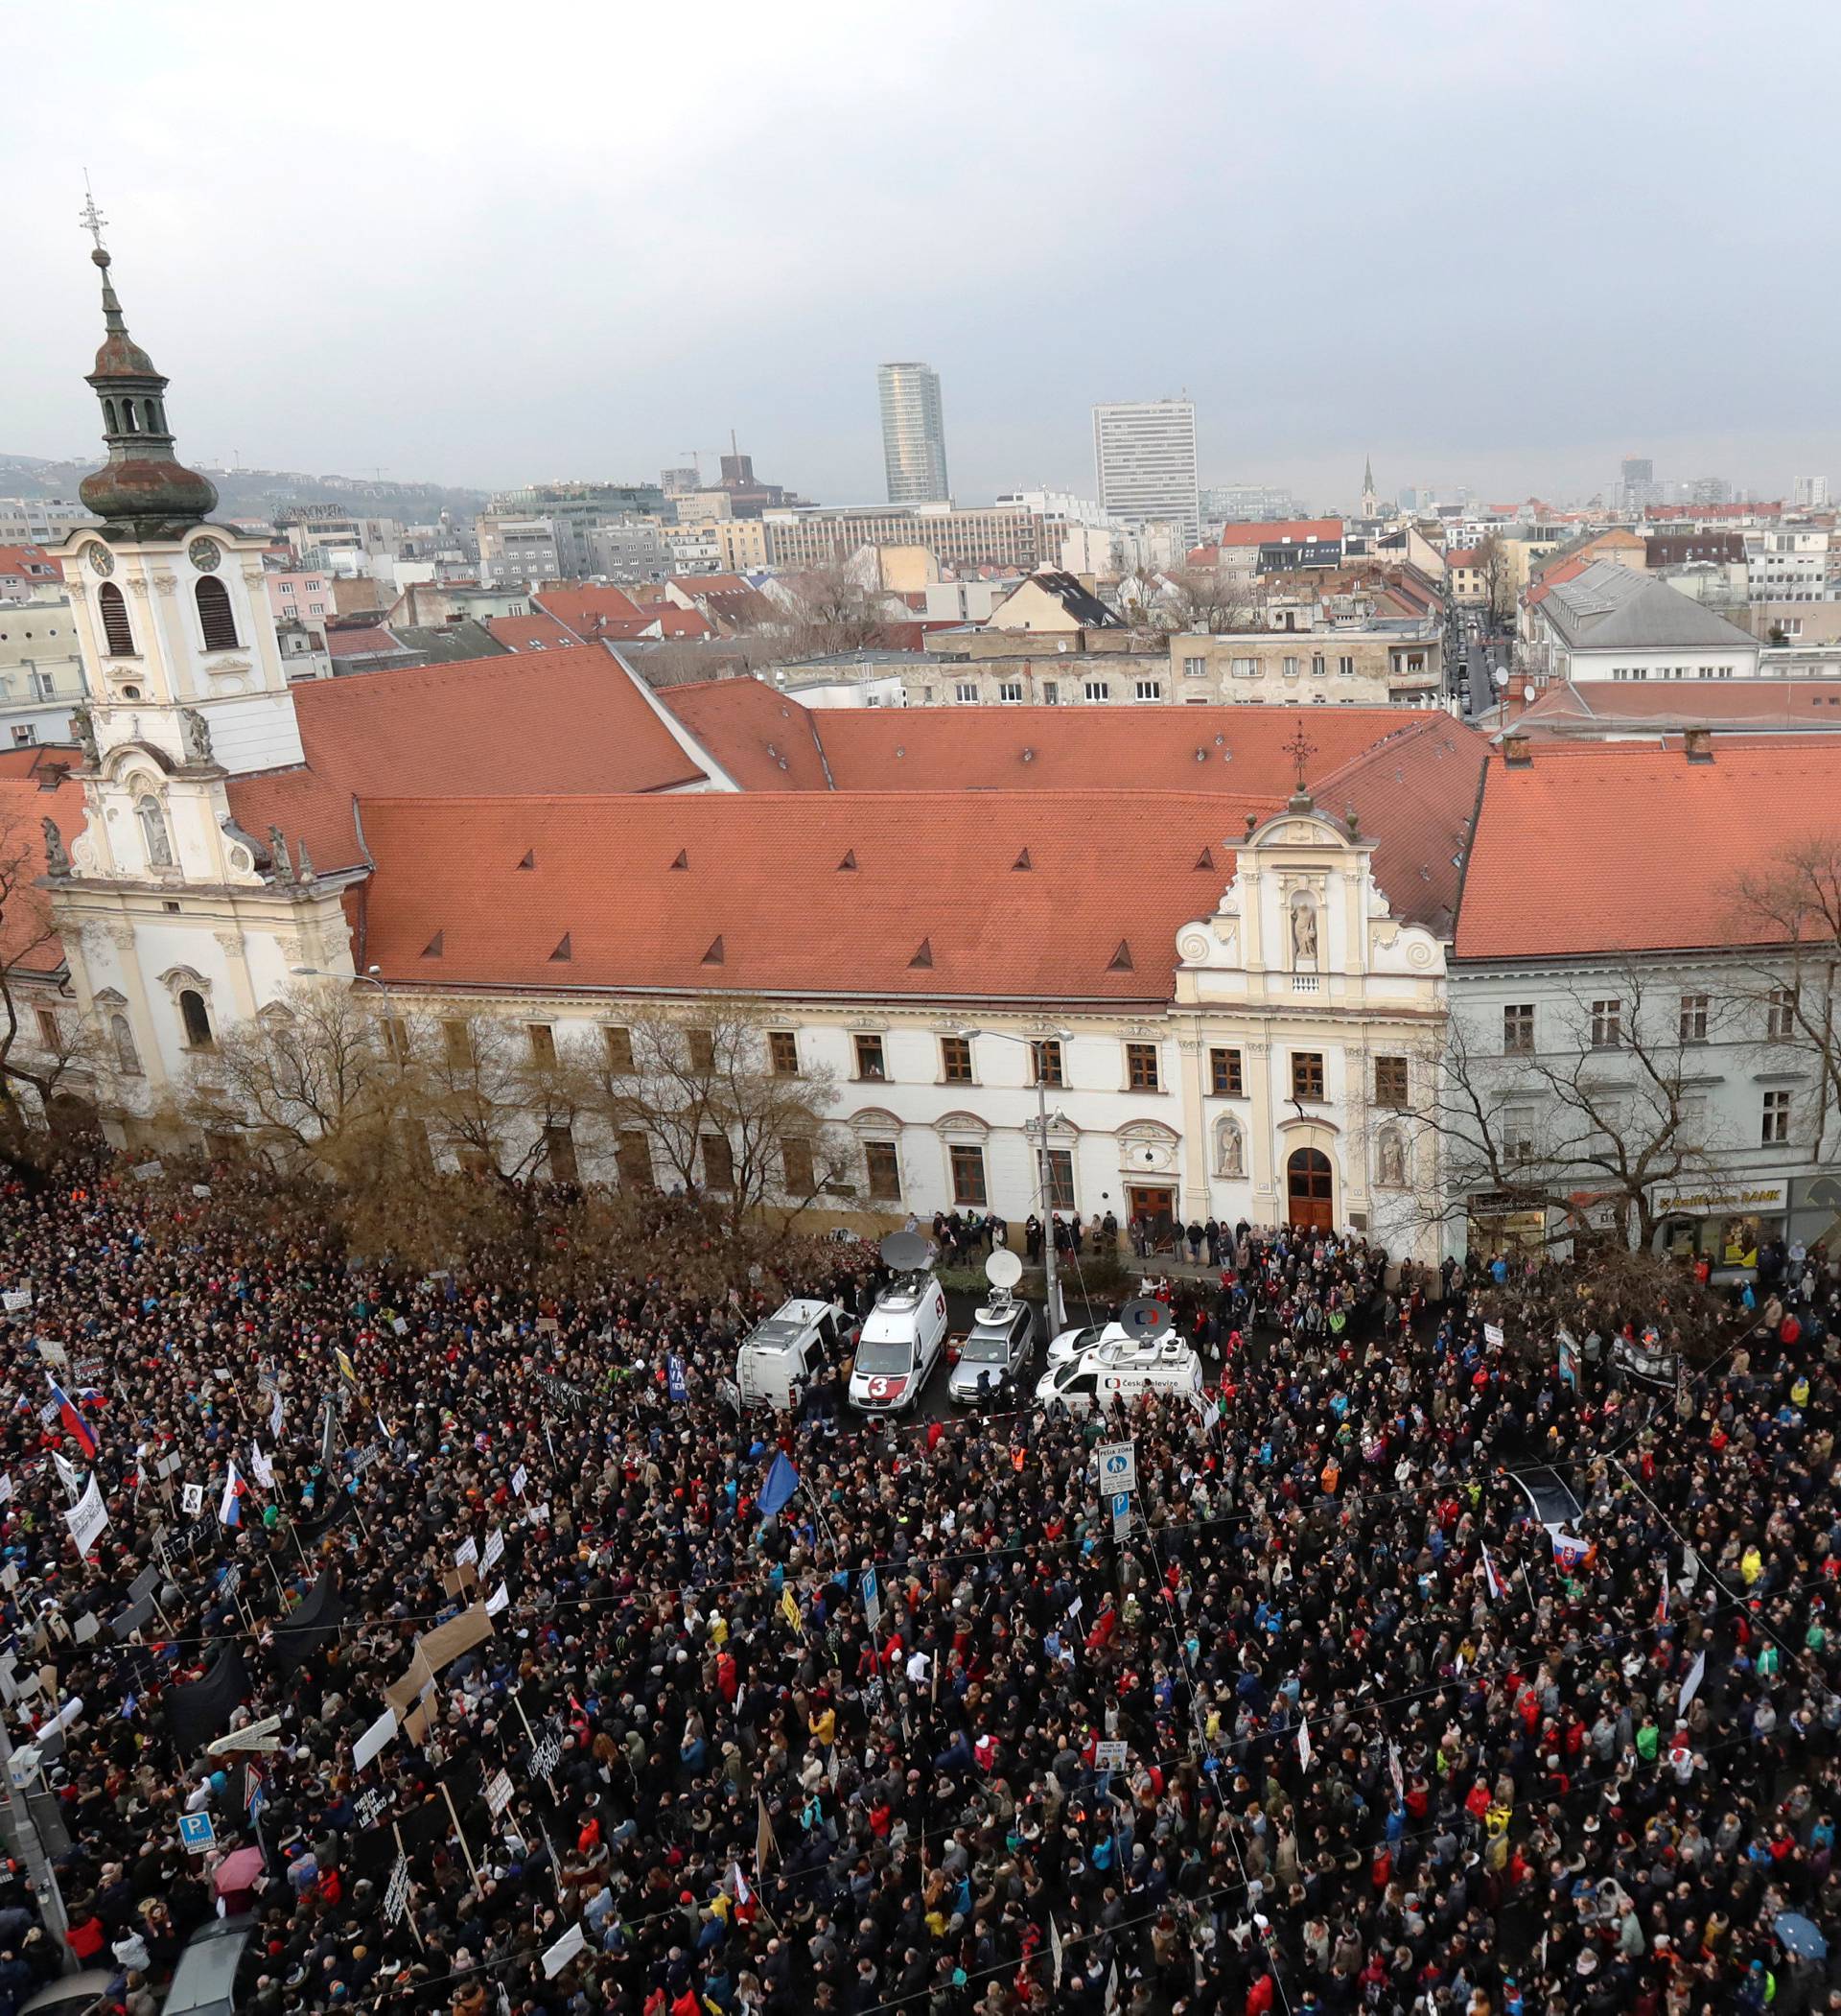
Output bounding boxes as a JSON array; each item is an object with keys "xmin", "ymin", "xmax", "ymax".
[{"xmin": 76, "ymin": 179, "xmax": 219, "ymax": 538}]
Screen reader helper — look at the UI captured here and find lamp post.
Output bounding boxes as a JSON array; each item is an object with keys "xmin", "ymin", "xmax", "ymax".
[
  {"xmin": 961, "ymin": 1027, "xmax": 1072, "ymax": 1330},
  {"xmin": 292, "ymin": 963, "xmax": 401, "ymax": 1052}
]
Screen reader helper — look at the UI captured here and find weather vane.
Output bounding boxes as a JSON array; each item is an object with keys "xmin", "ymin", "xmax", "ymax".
[
  {"xmin": 1285, "ymin": 719, "xmax": 1317, "ymax": 795},
  {"xmin": 79, "ymin": 171, "xmax": 107, "ymax": 254}
]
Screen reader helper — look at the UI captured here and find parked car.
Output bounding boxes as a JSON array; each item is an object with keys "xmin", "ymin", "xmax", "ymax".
[
  {"xmin": 162, "ymin": 1915, "xmax": 256, "ymax": 2016},
  {"xmin": 735, "ymin": 1298, "xmax": 851, "ymax": 1410},
  {"xmin": 946, "ymin": 1294, "xmax": 1039, "ymax": 1405},
  {"xmin": 1034, "ymin": 1336, "xmax": 1209, "ymax": 1418},
  {"xmin": 21, "ymin": 1974, "xmax": 117, "ymax": 2016},
  {"xmin": 848, "ymin": 1269, "xmax": 948, "ymax": 1415}
]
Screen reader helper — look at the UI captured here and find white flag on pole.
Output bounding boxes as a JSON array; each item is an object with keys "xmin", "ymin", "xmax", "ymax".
[
  {"xmin": 1296, "ymin": 1712, "xmax": 1313, "ymax": 1770},
  {"xmin": 1677, "ymin": 1646, "xmax": 1707, "ymax": 1716}
]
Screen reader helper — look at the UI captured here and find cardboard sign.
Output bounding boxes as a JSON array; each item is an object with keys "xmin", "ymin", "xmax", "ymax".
[
  {"xmin": 1483, "ymin": 1323, "xmax": 1504, "ymax": 1348},
  {"xmin": 454, "ymin": 1535, "xmax": 478, "ymax": 1570},
  {"xmin": 542, "ymin": 1922, "xmax": 585, "ymax": 1979},
  {"xmin": 65, "ymin": 1477, "xmax": 108, "ymax": 1557},
  {"xmin": 486, "ymin": 1768, "xmax": 514, "ymax": 1817},
  {"xmin": 1094, "ymin": 1739, "xmax": 1128, "ymax": 1773},
  {"xmin": 355, "ymin": 1785, "xmax": 389, "ymax": 1830},
  {"xmin": 181, "ymin": 1484, "xmax": 204, "ymax": 1516},
  {"xmin": 131, "ymin": 1160, "xmax": 164, "ymax": 1184},
  {"xmin": 482, "ymin": 1529, "xmax": 504, "ymax": 1572},
  {"xmin": 510, "ymin": 1466, "xmax": 527, "ymax": 1497},
  {"xmin": 384, "ymin": 1855, "xmax": 410, "ymax": 1925},
  {"xmin": 1, "ymin": 1289, "xmax": 30, "ymax": 1315},
  {"xmin": 485, "ymin": 1582, "xmax": 509, "ymax": 1617}
]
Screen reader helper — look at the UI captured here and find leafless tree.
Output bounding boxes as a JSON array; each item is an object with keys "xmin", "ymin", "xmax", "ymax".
[
  {"xmin": 586, "ymin": 1002, "xmax": 850, "ymax": 1235},
  {"xmin": 1474, "ymin": 533, "xmax": 1516, "ymax": 624},
  {"xmin": 1133, "ymin": 565, "xmax": 1262, "ymax": 636},
  {"xmin": 1728, "ymin": 834, "xmax": 1841, "ymax": 1147},
  {"xmin": 768, "ymin": 560, "xmax": 902, "ymax": 655},
  {"xmin": 0, "ymin": 812, "xmax": 106, "ymax": 1135},
  {"xmin": 1395, "ymin": 966, "xmax": 1737, "ymax": 1255}
]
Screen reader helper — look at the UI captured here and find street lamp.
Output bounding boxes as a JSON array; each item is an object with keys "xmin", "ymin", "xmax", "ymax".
[{"xmin": 960, "ymin": 1027, "xmax": 1073, "ymax": 1329}]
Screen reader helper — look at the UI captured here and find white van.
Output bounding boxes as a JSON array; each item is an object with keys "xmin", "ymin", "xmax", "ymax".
[
  {"xmin": 1034, "ymin": 1336, "xmax": 1209, "ymax": 1418},
  {"xmin": 735, "ymin": 1299, "xmax": 851, "ymax": 1411},
  {"xmin": 848, "ymin": 1271, "xmax": 948, "ymax": 1415}
]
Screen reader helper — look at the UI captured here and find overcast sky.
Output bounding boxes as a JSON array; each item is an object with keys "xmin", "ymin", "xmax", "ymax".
[{"xmin": 5, "ymin": 2, "xmax": 1836, "ymax": 512}]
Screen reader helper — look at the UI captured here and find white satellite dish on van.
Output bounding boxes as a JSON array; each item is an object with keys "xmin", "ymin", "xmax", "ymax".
[{"xmin": 986, "ymin": 1249, "xmax": 1023, "ymax": 1291}]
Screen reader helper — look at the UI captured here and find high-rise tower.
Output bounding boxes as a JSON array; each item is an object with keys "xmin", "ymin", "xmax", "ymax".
[{"xmin": 877, "ymin": 363, "xmax": 949, "ymax": 505}]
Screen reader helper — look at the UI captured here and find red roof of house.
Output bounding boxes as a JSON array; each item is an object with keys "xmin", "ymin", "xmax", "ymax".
[
  {"xmin": 358, "ymin": 789, "xmax": 1254, "ymax": 1002},
  {"xmin": 1218, "ymin": 519, "xmax": 1342, "ymax": 548},
  {"xmin": 1455, "ymin": 735, "xmax": 1841, "ymax": 960},
  {"xmin": 531, "ymin": 585, "xmax": 643, "ymax": 635},
  {"xmin": 658, "ymin": 679, "xmax": 833, "ymax": 792},
  {"xmin": 0, "ymin": 773, "xmax": 87, "ymax": 975},
  {"xmin": 1445, "ymin": 548, "xmax": 1480, "ymax": 567},
  {"xmin": 324, "ymin": 624, "xmax": 406, "ymax": 660},
  {"xmin": 0, "ymin": 546, "xmax": 63, "ymax": 583},
  {"xmin": 486, "ymin": 613, "xmax": 579, "ymax": 651},
  {"xmin": 1513, "ymin": 679, "xmax": 1841, "ymax": 735},
  {"xmin": 631, "ymin": 603, "xmax": 714, "ymax": 639}
]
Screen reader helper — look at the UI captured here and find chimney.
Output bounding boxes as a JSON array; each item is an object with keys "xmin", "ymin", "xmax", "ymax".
[
  {"xmin": 1684, "ymin": 727, "xmax": 1713, "ymax": 763},
  {"xmin": 1501, "ymin": 733, "xmax": 1532, "ymax": 767}
]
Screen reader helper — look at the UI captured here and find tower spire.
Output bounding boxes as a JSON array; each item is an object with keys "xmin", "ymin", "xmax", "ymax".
[{"xmin": 76, "ymin": 190, "xmax": 218, "ymax": 538}]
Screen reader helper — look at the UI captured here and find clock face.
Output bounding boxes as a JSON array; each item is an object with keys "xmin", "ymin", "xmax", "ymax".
[
  {"xmin": 85, "ymin": 542, "xmax": 114, "ymax": 578},
  {"xmin": 188, "ymin": 537, "xmax": 222, "ymax": 573}
]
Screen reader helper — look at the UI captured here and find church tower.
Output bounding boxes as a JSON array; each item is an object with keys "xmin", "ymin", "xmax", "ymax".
[
  {"xmin": 1360, "ymin": 455, "xmax": 1378, "ymax": 521},
  {"xmin": 46, "ymin": 209, "xmax": 356, "ymax": 1136}
]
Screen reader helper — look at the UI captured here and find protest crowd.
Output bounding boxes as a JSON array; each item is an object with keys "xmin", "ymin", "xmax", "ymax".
[{"xmin": 0, "ymin": 1150, "xmax": 1836, "ymax": 2016}]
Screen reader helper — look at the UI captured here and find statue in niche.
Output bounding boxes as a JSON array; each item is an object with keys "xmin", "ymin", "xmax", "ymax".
[
  {"xmin": 1292, "ymin": 902, "xmax": 1318, "ymax": 966},
  {"xmin": 1378, "ymin": 1129, "xmax": 1407, "ymax": 1188},
  {"xmin": 1217, "ymin": 1116, "xmax": 1245, "ymax": 1180},
  {"xmin": 70, "ymin": 703, "xmax": 99, "ymax": 764}
]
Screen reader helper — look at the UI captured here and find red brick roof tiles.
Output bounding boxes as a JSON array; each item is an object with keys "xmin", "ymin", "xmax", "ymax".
[
  {"xmin": 1455, "ymin": 735, "xmax": 1841, "ymax": 961},
  {"xmin": 657, "ymin": 679, "xmax": 831, "ymax": 792},
  {"xmin": 0, "ymin": 774, "xmax": 86, "ymax": 974},
  {"xmin": 486, "ymin": 613, "xmax": 580, "ymax": 651}
]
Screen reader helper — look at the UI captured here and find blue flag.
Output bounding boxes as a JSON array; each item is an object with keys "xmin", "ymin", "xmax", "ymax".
[
  {"xmin": 758, "ymin": 1451, "xmax": 799, "ymax": 1518},
  {"xmin": 666, "ymin": 1355, "xmax": 688, "ymax": 1403}
]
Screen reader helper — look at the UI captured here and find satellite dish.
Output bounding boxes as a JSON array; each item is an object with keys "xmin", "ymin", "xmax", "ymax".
[
  {"xmin": 1119, "ymin": 1297, "xmax": 1174, "ymax": 1340},
  {"xmin": 986, "ymin": 1249, "xmax": 1023, "ymax": 1291},
  {"xmin": 1491, "ymin": 667, "xmax": 1508, "ymax": 690},
  {"xmin": 879, "ymin": 1231, "xmax": 929, "ymax": 1273}
]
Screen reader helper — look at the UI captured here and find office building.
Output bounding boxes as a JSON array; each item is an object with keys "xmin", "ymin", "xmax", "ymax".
[
  {"xmin": 1093, "ymin": 399, "xmax": 1200, "ymax": 550},
  {"xmin": 877, "ymin": 363, "xmax": 949, "ymax": 505},
  {"xmin": 1795, "ymin": 475, "xmax": 1831, "ymax": 510}
]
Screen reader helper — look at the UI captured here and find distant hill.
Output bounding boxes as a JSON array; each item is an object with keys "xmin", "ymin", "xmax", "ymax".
[{"xmin": 0, "ymin": 453, "xmax": 487, "ymax": 524}]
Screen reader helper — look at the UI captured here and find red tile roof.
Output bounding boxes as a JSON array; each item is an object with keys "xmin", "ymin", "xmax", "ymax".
[
  {"xmin": 1445, "ymin": 548, "xmax": 1480, "ymax": 567},
  {"xmin": 657, "ymin": 679, "xmax": 832, "ymax": 791},
  {"xmin": 282, "ymin": 648, "xmax": 711, "ymax": 803},
  {"xmin": 1455, "ymin": 735, "xmax": 1841, "ymax": 960},
  {"xmin": 530, "ymin": 585, "xmax": 643, "ymax": 635},
  {"xmin": 631, "ymin": 604, "xmax": 714, "ymax": 639},
  {"xmin": 0, "ymin": 774, "xmax": 86, "ymax": 975},
  {"xmin": 1218, "ymin": 519, "xmax": 1342, "ymax": 547},
  {"xmin": 0, "ymin": 546, "xmax": 62, "ymax": 583},
  {"xmin": 324, "ymin": 623, "xmax": 405, "ymax": 660},
  {"xmin": 358, "ymin": 790, "xmax": 1259, "ymax": 1002},
  {"xmin": 486, "ymin": 613, "xmax": 580, "ymax": 651},
  {"xmin": 1513, "ymin": 679, "xmax": 1841, "ymax": 735}
]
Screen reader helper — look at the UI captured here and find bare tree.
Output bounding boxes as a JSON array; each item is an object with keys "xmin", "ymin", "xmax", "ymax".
[
  {"xmin": 1396, "ymin": 967, "xmax": 1736, "ymax": 1255},
  {"xmin": 769, "ymin": 560, "xmax": 901, "ymax": 655},
  {"xmin": 0, "ymin": 812, "xmax": 105, "ymax": 1132},
  {"xmin": 1728, "ymin": 834, "xmax": 1841, "ymax": 1149},
  {"xmin": 1474, "ymin": 532, "xmax": 1516, "ymax": 624},
  {"xmin": 1136, "ymin": 565, "xmax": 1261, "ymax": 636},
  {"xmin": 587, "ymin": 1003, "xmax": 850, "ymax": 1235}
]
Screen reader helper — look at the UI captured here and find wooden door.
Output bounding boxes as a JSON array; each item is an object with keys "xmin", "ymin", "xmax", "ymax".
[
  {"xmin": 1286, "ymin": 1147, "xmax": 1334, "ymax": 1231},
  {"xmin": 1127, "ymin": 1184, "xmax": 1177, "ymax": 1250}
]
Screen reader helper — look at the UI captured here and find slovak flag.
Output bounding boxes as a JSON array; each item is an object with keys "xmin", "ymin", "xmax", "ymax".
[
  {"xmin": 47, "ymin": 1375, "xmax": 96, "ymax": 1460},
  {"xmin": 1481, "ymin": 1546, "xmax": 1503, "ymax": 1603},
  {"xmin": 1655, "ymin": 1578, "xmax": 1669, "ymax": 1626},
  {"xmin": 219, "ymin": 1460, "xmax": 246, "ymax": 1528},
  {"xmin": 729, "ymin": 1861, "xmax": 756, "ymax": 1922}
]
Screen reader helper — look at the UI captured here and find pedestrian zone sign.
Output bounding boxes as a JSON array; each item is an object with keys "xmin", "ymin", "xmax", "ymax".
[{"xmin": 1096, "ymin": 1441, "xmax": 1137, "ymax": 1495}]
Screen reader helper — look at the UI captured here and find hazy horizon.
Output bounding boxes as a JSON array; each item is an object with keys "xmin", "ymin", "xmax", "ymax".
[{"xmin": 4, "ymin": 2, "xmax": 1835, "ymax": 513}]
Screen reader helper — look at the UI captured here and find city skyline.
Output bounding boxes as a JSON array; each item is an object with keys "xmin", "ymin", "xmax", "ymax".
[{"xmin": 3, "ymin": 6, "xmax": 1838, "ymax": 508}]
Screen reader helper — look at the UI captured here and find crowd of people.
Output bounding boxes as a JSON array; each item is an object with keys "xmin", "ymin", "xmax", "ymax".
[{"xmin": 0, "ymin": 1149, "xmax": 1835, "ymax": 2016}]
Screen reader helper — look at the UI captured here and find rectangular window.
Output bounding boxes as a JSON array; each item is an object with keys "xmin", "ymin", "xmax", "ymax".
[
  {"xmin": 1126, "ymin": 1042, "xmax": 1160, "ymax": 1091},
  {"xmin": 1031, "ymin": 1038, "xmax": 1064, "ymax": 1088},
  {"xmin": 941, "ymin": 1035, "xmax": 974, "ymax": 1083},
  {"xmin": 1282, "ymin": 656, "xmax": 1300, "ymax": 678},
  {"xmin": 1231, "ymin": 656, "xmax": 1259, "ymax": 679},
  {"xmin": 1338, "ymin": 656, "xmax": 1355, "ymax": 676},
  {"xmin": 1084, "ymin": 679, "xmax": 1110, "ymax": 701},
  {"xmin": 1042, "ymin": 680, "xmax": 1059, "ymax": 705},
  {"xmin": 1762, "ymin": 1089, "xmax": 1791, "ymax": 1144},
  {"xmin": 1679, "ymin": 993, "xmax": 1709, "ymax": 1043},
  {"xmin": 949, "ymin": 1143, "xmax": 987, "ymax": 1207},
  {"xmin": 1043, "ymin": 1146, "xmax": 1075, "ymax": 1210},
  {"xmin": 1134, "ymin": 679, "xmax": 1163, "ymax": 701},
  {"xmin": 10, "ymin": 727, "xmax": 35, "ymax": 747},
  {"xmin": 1373, "ymin": 1055, "xmax": 1409, "ymax": 1108},
  {"xmin": 768, "ymin": 1029, "xmax": 800, "ymax": 1076},
  {"xmin": 687, "ymin": 1026, "xmax": 716, "ymax": 1071},
  {"xmin": 617, "ymin": 1131, "xmax": 654, "ymax": 1189},
  {"xmin": 1210, "ymin": 1046, "xmax": 1244, "ymax": 1096},
  {"xmin": 854, "ymin": 1032, "xmax": 886, "ymax": 1080},
  {"xmin": 526, "ymin": 1022, "xmax": 557, "ymax": 1067},
  {"xmin": 1503, "ymin": 1106, "xmax": 1538, "ymax": 1161},
  {"xmin": 955, "ymin": 682, "xmax": 979, "ymax": 704},
  {"xmin": 1311, "ymin": 652, "xmax": 1326, "ymax": 676},
  {"xmin": 701, "ymin": 1132, "xmax": 734, "ymax": 1191},
  {"xmin": 998, "ymin": 680, "xmax": 1024, "ymax": 702},
  {"xmin": 603, "ymin": 1024, "xmax": 634, "ymax": 1073},
  {"xmin": 1590, "ymin": 999, "xmax": 1622, "ymax": 1049},
  {"xmin": 1767, "ymin": 985, "xmax": 1798, "ymax": 1040},
  {"xmin": 544, "ymin": 1125, "xmax": 579, "ymax": 1184},
  {"xmin": 33, "ymin": 1007, "xmax": 60, "ymax": 1050},
  {"xmin": 1292, "ymin": 1050, "xmax": 1325, "ymax": 1101},
  {"xmin": 1181, "ymin": 655, "xmax": 1207, "ymax": 677},
  {"xmin": 437, "ymin": 1019, "xmax": 471, "ymax": 1068},
  {"xmin": 781, "ymin": 1137, "xmax": 815, "ymax": 1195},
  {"xmin": 865, "ymin": 1140, "xmax": 902, "ymax": 1201}
]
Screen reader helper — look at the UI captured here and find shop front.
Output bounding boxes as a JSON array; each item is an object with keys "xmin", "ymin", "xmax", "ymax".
[{"xmin": 1651, "ymin": 1179, "xmax": 1789, "ymax": 1280}]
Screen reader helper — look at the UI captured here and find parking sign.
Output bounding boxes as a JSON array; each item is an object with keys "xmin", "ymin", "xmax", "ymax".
[
  {"xmin": 1096, "ymin": 1441, "xmax": 1137, "ymax": 1496},
  {"xmin": 1110, "ymin": 1491, "xmax": 1131, "ymax": 1539},
  {"xmin": 178, "ymin": 1812, "xmax": 216, "ymax": 1854}
]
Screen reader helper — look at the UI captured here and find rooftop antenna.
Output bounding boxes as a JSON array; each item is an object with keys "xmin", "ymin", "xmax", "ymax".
[{"xmin": 78, "ymin": 171, "xmax": 107, "ymax": 254}]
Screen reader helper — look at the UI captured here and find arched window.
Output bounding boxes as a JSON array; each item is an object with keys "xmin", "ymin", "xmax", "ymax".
[
  {"xmin": 135, "ymin": 794, "xmax": 174, "ymax": 870},
  {"xmin": 110, "ymin": 1013, "xmax": 142, "ymax": 1076},
  {"xmin": 143, "ymin": 399, "xmax": 159, "ymax": 433},
  {"xmin": 178, "ymin": 990, "xmax": 213, "ymax": 1049},
  {"xmin": 102, "ymin": 398, "xmax": 118, "ymax": 434},
  {"xmin": 122, "ymin": 401, "xmax": 138, "ymax": 434},
  {"xmin": 98, "ymin": 582, "xmax": 135, "ymax": 657},
  {"xmin": 196, "ymin": 576, "xmax": 238, "ymax": 650}
]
